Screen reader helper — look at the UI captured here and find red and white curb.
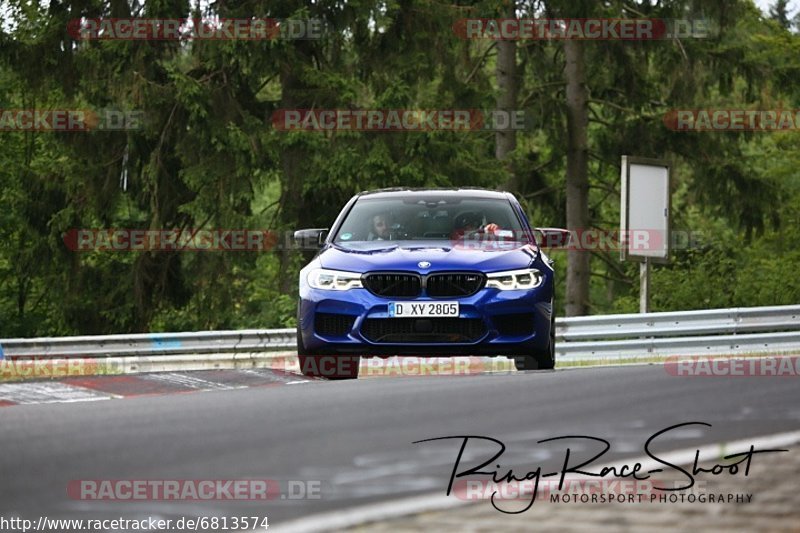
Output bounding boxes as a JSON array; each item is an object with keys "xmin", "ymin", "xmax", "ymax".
[
  {"xmin": 0, "ymin": 356, "xmax": 520, "ymax": 407},
  {"xmin": 0, "ymin": 368, "xmax": 312, "ymax": 407}
]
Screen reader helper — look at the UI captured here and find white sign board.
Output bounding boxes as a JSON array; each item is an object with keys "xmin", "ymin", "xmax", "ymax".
[{"xmin": 620, "ymin": 156, "xmax": 670, "ymax": 263}]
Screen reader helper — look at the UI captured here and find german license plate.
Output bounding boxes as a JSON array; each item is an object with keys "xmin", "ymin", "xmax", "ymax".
[{"xmin": 388, "ymin": 302, "xmax": 459, "ymax": 317}]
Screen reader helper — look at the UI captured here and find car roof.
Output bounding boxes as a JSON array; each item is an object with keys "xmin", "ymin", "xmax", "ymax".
[{"xmin": 356, "ymin": 187, "xmax": 511, "ymax": 200}]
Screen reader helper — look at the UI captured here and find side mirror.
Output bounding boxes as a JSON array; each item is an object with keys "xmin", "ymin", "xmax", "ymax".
[
  {"xmin": 294, "ymin": 228, "xmax": 329, "ymax": 249},
  {"xmin": 535, "ymin": 228, "xmax": 572, "ymax": 249}
]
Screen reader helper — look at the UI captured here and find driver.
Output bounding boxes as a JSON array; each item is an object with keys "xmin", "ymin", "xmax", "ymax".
[
  {"xmin": 368, "ymin": 213, "xmax": 391, "ymax": 240},
  {"xmin": 451, "ymin": 212, "xmax": 500, "ymax": 239}
]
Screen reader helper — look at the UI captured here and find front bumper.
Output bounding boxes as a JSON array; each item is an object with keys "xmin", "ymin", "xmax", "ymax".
[{"xmin": 298, "ymin": 285, "xmax": 552, "ymax": 356}]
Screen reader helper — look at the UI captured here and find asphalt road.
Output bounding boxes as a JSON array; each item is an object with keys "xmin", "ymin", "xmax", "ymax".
[{"xmin": 1, "ymin": 364, "xmax": 799, "ymax": 529}]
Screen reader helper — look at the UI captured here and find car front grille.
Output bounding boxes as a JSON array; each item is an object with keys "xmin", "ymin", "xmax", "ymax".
[
  {"xmin": 426, "ymin": 273, "xmax": 485, "ymax": 297},
  {"xmin": 314, "ymin": 313, "xmax": 356, "ymax": 337},
  {"xmin": 361, "ymin": 318, "xmax": 486, "ymax": 343},
  {"xmin": 362, "ymin": 271, "xmax": 486, "ymax": 298},
  {"xmin": 363, "ymin": 273, "xmax": 421, "ymax": 297},
  {"xmin": 493, "ymin": 313, "xmax": 536, "ymax": 336}
]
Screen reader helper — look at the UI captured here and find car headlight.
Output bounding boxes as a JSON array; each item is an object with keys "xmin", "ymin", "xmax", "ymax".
[
  {"xmin": 307, "ymin": 268, "xmax": 363, "ymax": 290},
  {"xmin": 485, "ymin": 268, "xmax": 544, "ymax": 290}
]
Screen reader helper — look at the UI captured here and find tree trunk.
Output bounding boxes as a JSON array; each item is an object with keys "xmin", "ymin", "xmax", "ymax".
[
  {"xmin": 496, "ymin": 0, "xmax": 518, "ymax": 192},
  {"xmin": 278, "ymin": 42, "xmax": 312, "ymax": 295},
  {"xmin": 563, "ymin": 39, "xmax": 590, "ymax": 316}
]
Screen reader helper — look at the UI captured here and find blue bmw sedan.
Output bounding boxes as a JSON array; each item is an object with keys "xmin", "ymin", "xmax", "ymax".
[{"xmin": 294, "ymin": 188, "xmax": 566, "ymax": 379}]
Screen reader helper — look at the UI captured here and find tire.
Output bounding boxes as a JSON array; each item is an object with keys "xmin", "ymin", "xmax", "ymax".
[
  {"xmin": 296, "ymin": 305, "xmax": 360, "ymax": 379},
  {"xmin": 296, "ymin": 322, "xmax": 308, "ymax": 357},
  {"xmin": 514, "ymin": 311, "xmax": 556, "ymax": 371}
]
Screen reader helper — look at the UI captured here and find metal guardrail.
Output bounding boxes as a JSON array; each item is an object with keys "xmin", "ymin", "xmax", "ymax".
[
  {"xmin": 0, "ymin": 329, "xmax": 296, "ymax": 359},
  {"xmin": 0, "ymin": 305, "xmax": 798, "ymax": 362},
  {"xmin": 556, "ymin": 304, "xmax": 800, "ymax": 360}
]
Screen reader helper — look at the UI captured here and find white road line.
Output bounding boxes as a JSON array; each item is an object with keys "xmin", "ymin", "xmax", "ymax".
[{"xmin": 274, "ymin": 429, "xmax": 800, "ymax": 533}]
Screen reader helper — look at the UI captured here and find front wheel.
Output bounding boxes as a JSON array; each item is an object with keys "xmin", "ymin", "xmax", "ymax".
[{"xmin": 514, "ymin": 313, "xmax": 556, "ymax": 371}]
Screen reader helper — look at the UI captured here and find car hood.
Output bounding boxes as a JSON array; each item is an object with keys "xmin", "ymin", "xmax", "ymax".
[{"xmin": 318, "ymin": 240, "xmax": 539, "ymax": 273}]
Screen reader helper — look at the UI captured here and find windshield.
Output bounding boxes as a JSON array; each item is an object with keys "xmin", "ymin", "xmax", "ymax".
[{"xmin": 332, "ymin": 196, "xmax": 527, "ymax": 244}]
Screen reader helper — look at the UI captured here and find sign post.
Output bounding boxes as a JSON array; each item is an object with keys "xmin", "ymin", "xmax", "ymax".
[
  {"xmin": 640, "ymin": 260, "xmax": 650, "ymax": 313},
  {"xmin": 620, "ymin": 156, "xmax": 671, "ymax": 313}
]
